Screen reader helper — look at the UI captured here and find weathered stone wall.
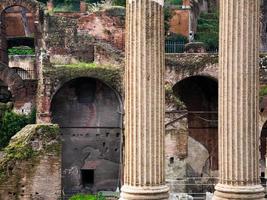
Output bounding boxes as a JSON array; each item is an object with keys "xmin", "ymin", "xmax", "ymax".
[
  {"xmin": 44, "ymin": 9, "xmax": 125, "ymax": 66},
  {"xmin": 0, "ymin": 124, "xmax": 61, "ymax": 200},
  {"xmin": 4, "ymin": 6, "xmax": 35, "ymax": 37},
  {"xmin": 51, "ymin": 77, "xmax": 122, "ymax": 196},
  {"xmin": 77, "ymin": 7, "xmax": 125, "ymax": 50},
  {"xmin": 165, "ymin": 53, "xmax": 218, "ymax": 85}
]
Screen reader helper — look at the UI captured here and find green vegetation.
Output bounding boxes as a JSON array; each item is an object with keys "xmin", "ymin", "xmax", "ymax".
[
  {"xmin": 195, "ymin": 12, "xmax": 219, "ymax": 51},
  {"xmin": 0, "ymin": 109, "xmax": 36, "ymax": 149},
  {"xmin": 0, "ymin": 124, "xmax": 60, "ymax": 184},
  {"xmin": 58, "ymin": 62, "xmax": 98, "ymax": 68},
  {"xmin": 166, "ymin": 32, "xmax": 189, "ymax": 43},
  {"xmin": 165, "ymin": 83, "xmax": 186, "ymax": 109},
  {"xmin": 69, "ymin": 193, "xmax": 106, "ymax": 200},
  {"xmin": 260, "ymin": 85, "xmax": 267, "ymax": 101},
  {"xmin": 112, "ymin": 0, "xmax": 125, "ymax": 6},
  {"xmin": 8, "ymin": 46, "xmax": 35, "ymax": 55},
  {"xmin": 164, "ymin": 8, "xmax": 171, "ymax": 35},
  {"xmin": 165, "ymin": 0, "xmax": 183, "ymax": 6}
]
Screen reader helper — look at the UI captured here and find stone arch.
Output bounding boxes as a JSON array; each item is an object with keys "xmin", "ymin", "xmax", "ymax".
[
  {"xmin": 0, "ymin": 0, "xmax": 43, "ymax": 64},
  {"xmin": 51, "ymin": 76, "xmax": 122, "ymax": 102},
  {"xmin": 173, "ymin": 75, "xmax": 218, "ymax": 111},
  {"xmin": 0, "ymin": 0, "xmax": 40, "ymax": 16},
  {"xmin": 172, "ymin": 75, "xmax": 218, "ymax": 173},
  {"xmin": 36, "ymin": 68, "xmax": 122, "ymax": 123},
  {"xmin": 50, "ymin": 77, "xmax": 123, "ymax": 196},
  {"xmin": 165, "ymin": 58, "xmax": 218, "ymax": 88}
]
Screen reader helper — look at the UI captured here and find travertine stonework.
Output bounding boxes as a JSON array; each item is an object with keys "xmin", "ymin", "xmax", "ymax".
[
  {"xmin": 120, "ymin": 0, "xmax": 169, "ymax": 199},
  {"xmin": 213, "ymin": 0, "xmax": 265, "ymax": 199}
]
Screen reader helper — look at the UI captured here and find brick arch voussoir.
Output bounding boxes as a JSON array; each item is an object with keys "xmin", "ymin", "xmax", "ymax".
[{"xmin": 0, "ymin": 0, "xmax": 41, "ymax": 20}]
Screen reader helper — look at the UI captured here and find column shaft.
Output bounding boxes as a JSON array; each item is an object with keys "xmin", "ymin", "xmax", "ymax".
[
  {"xmin": 214, "ymin": 0, "xmax": 265, "ymax": 199},
  {"xmin": 120, "ymin": 0, "xmax": 169, "ymax": 199}
]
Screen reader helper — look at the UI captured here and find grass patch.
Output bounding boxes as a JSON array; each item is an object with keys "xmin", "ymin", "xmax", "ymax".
[{"xmin": 69, "ymin": 192, "xmax": 106, "ymax": 200}]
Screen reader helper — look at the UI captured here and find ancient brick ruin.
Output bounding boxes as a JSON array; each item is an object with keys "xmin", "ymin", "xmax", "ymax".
[{"xmin": 0, "ymin": 0, "xmax": 267, "ymax": 199}]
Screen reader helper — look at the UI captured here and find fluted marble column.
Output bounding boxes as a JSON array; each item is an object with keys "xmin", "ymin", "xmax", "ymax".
[
  {"xmin": 214, "ymin": 0, "xmax": 265, "ymax": 199},
  {"xmin": 120, "ymin": 0, "xmax": 169, "ymax": 199}
]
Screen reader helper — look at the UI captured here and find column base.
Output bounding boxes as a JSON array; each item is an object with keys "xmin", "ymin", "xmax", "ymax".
[
  {"xmin": 213, "ymin": 183, "xmax": 265, "ymax": 200},
  {"xmin": 120, "ymin": 185, "xmax": 169, "ymax": 200}
]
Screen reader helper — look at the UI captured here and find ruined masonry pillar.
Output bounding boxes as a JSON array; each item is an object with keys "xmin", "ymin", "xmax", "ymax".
[
  {"xmin": 213, "ymin": 0, "xmax": 265, "ymax": 199},
  {"xmin": 120, "ymin": 0, "xmax": 169, "ymax": 199}
]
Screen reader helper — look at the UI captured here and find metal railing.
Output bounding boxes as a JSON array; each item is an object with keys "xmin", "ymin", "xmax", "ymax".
[
  {"xmin": 165, "ymin": 40, "xmax": 185, "ymax": 53},
  {"xmin": 12, "ymin": 67, "xmax": 37, "ymax": 80},
  {"xmin": 167, "ymin": 177, "xmax": 218, "ymax": 199}
]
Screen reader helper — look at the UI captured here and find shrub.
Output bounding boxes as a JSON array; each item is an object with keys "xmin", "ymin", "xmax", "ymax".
[
  {"xmin": 8, "ymin": 46, "xmax": 35, "ymax": 55},
  {"xmin": 69, "ymin": 193, "xmax": 106, "ymax": 200},
  {"xmin": 166, "ymin": 32, "xmax": 188, "ymax": 43},
  {"xmin": 195, "ymin": 12, "xmax": 219, "ymax": 51},
  {"xmin": 165, "ymin": 0, "xmax": 183, "ymax": 5},
  {"xmin": 0, "ymin": 109, "xmax": 36, "ymax": 149}
]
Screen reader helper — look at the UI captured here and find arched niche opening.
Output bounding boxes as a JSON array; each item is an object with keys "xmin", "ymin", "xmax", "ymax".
[
  {"xmin": 0, "ymin": 5, "xmax": 36, "ymax": 64},
  {"xmin": 173, "ymin": 75, "xmax": 218, "ymax": 172},
  {"xmin": 51, "ymin": 77, "xmax": 122, "ymax": 197}
]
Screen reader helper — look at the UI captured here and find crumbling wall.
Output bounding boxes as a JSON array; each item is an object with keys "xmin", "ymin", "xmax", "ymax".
[
  {"xmin": 0, "ymin": 124, "xmax": 61, "ymax": 200},
  {"xmin": 44, "ymin": 10, "xmax": 124, "ymax": 66},
  {"xmin": 77, "ymin": 7, "xmax": 125, "ymax": 50}
]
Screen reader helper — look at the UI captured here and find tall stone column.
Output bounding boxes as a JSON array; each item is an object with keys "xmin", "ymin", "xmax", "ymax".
[
  {"xmin": 120, "ymin": 0, "xmax": 169, "ymax": 199},
  {"xmin": 214, "ymin": 0, "xmax": 265, "ymax": 199}
]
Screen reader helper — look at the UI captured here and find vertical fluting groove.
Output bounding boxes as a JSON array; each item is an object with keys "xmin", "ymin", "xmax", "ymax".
[
  {"xmin": 156, "ymin": 4, "xmax": 160, "ymax": 186},
  {"xmin": 237, "ymin": 1, "xmax": 241, "ymax": 183},
  {"xmin": 153, "ymin": 2, "xmax": 157, "ymax": 185},
  {"xmin": 124, "ymin": 0, "xmax": 129, "ymax": 185},
  {"xmin": 161, "ymin": 6, "xmax": 165, "ymax": 184},
  {"xmin": 244, "ymin": 0, "xmax": 250, "ymax": 184},
  {"xmin": 137, "ymin": 0, "xmax": 141, "ymax": 186},
  {"xmin": 148, "ymin": 0, "xmax": 152, "ymax": 186},
  {"xmin": 218, "ymin": 0, "xmax": 224, "ymax": 183},
  {"xmin": 132, "ymin": 0, "xmax": 137, "ymax": 186},
  {"xmin": 215, "ymin": 1, "xmax": 264, "ymax": 199},
  {"xmin": 143, "ymin": 0, "xmax": 148, "ymax": 186},
  {"xmin": 256, "ymin": 0, "xmax": 260, "ymax": 182}
]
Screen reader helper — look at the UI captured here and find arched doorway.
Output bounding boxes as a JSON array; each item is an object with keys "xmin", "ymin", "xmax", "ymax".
[
  {"xmin": 172, "ymin": 75, "xmax": 218, "ymax": 195},
  {"xmin": 51, "ymin": 77, "xmax": 122, "ymax": 198}
]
